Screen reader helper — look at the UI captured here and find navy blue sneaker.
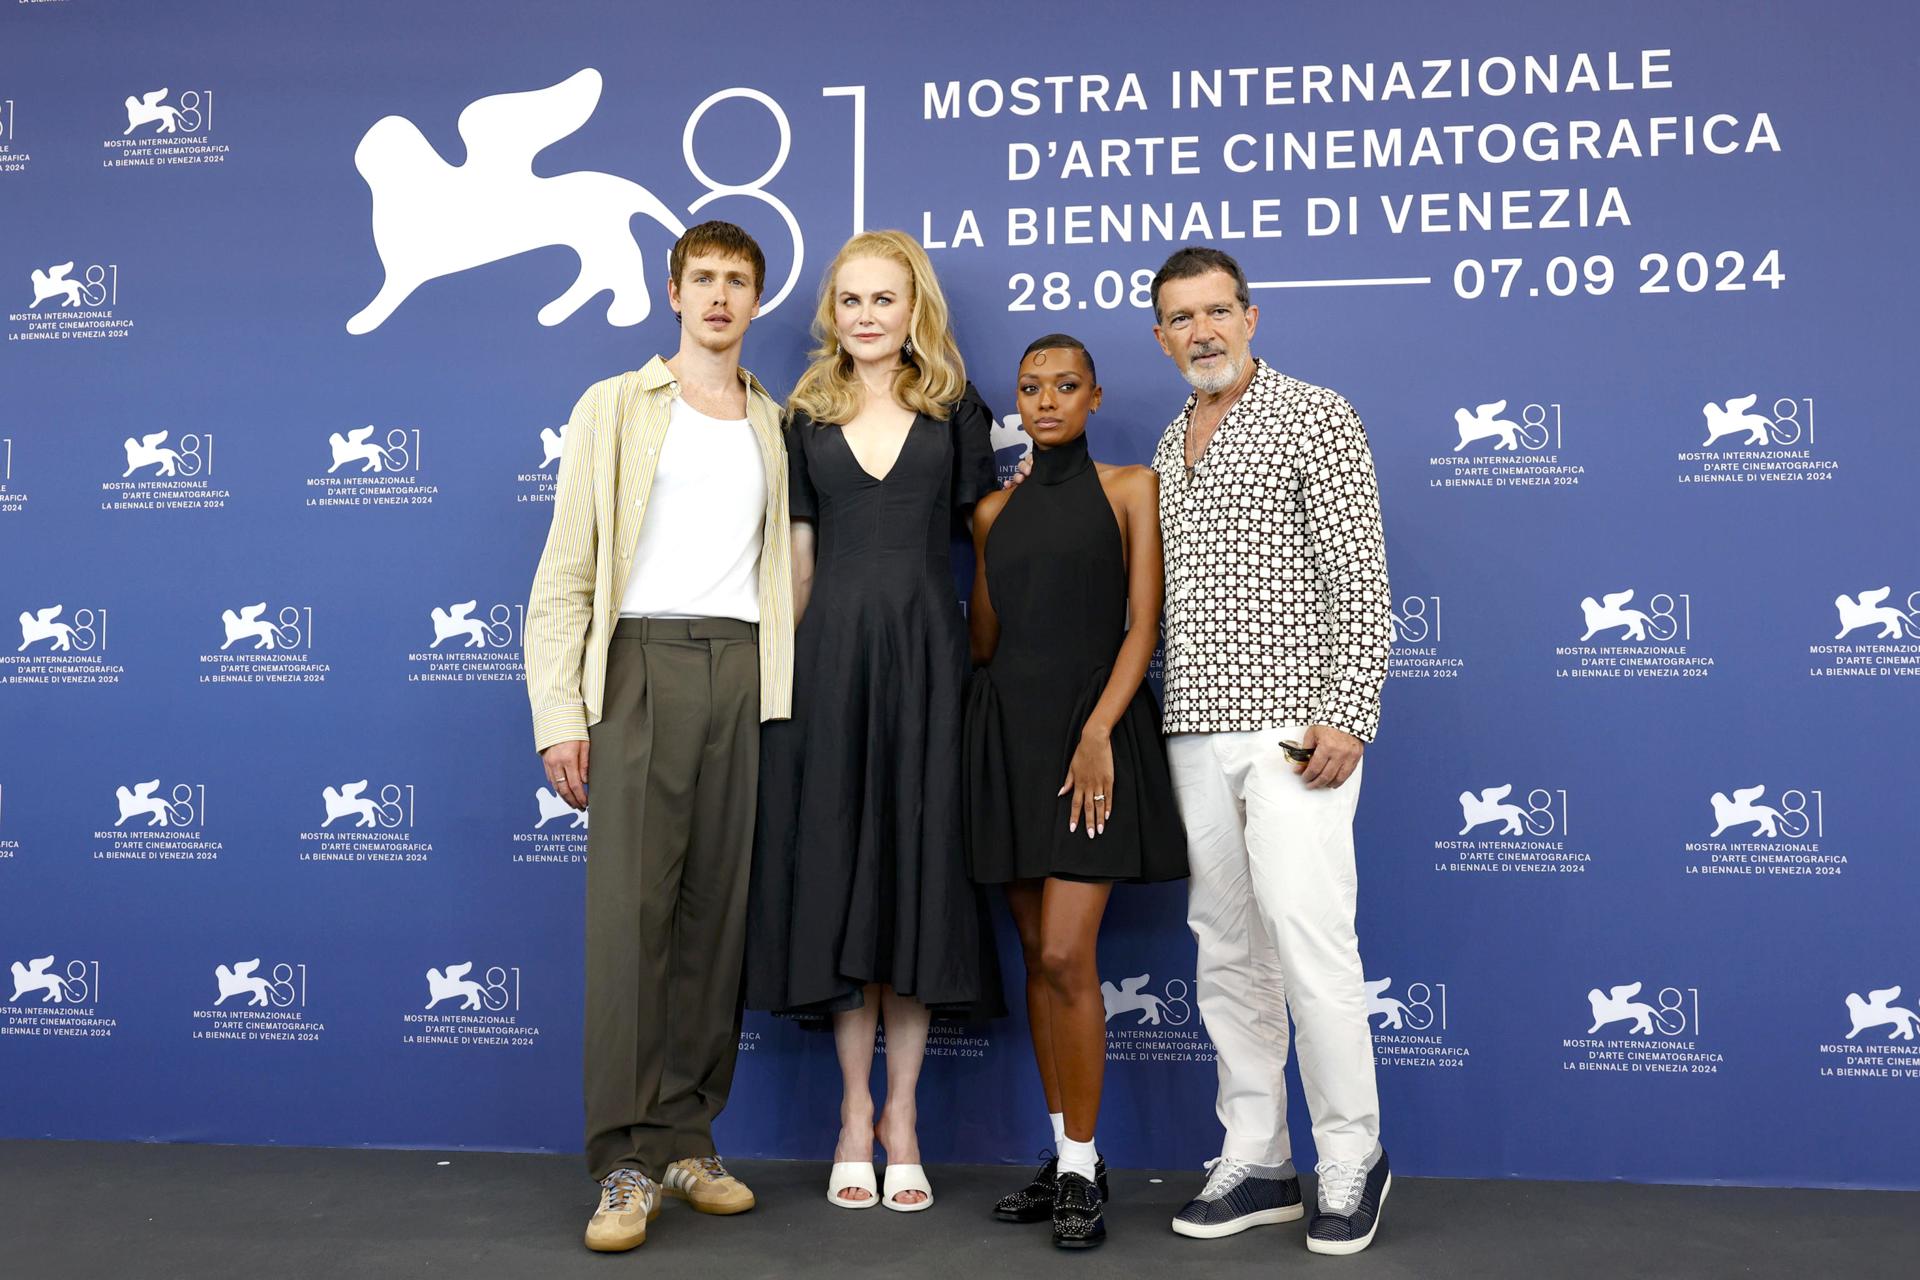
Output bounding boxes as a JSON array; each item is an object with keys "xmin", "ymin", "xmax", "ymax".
[
  {"xmin": 1307, "ymin": 1146, "xmax": 1391, "ymax": 1255},
  {"xmin": 1170, "ymin": 1157, "xmax": 1304, "ymax": 1239}
]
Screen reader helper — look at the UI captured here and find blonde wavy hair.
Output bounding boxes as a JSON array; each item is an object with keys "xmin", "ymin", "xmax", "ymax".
[{"xmin": 787, "ymin": 230, "xmax": 967, "ymax": 424}]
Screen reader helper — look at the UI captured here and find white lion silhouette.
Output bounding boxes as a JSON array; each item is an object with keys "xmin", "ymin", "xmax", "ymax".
[
  {"xmin": 989, "ymin": 412, "xmax": 1033, "ymax": 460},
  {"xmin": 115, "ymin": 780, "xmax": 173, "ymax": 828},
  {"xmin": 1709, "ymin": 785, "xmax": 1782, "ymax": 838},
  {"xmin": 1700, "ymin": 395, "xmax": 1770, "ymax": 447},
  {"xmin": 18, "ymin": 605, "xmax": 78, "ymax": 652},
  {"xmin": 1586, "ymin": 981, "xmax": 1658, "ymax": 1035},
  {"xmin": 1458, "ymin": 784, "xmax": 1526, "ymax": 836},
  {"xmin": 1453, "ymin": 400, "xmax": 1522, "ymax": 451},
  {"xmin": 215, "ymin": 960, "xmax": 273, "ymax": 1007},
  {"xmin": 1579, "ymin": 590, "xmax": 1654, "ymax": 642},
  {"xmin": 328, "ymin": 426, "xmax": 388, "ymax": 474},
  {"xmin": 1845, "ymin": 987, "xmax": 1920, "ymax": 1042},
  {"xmin": 430, "ymin": 601, "xmax": 489, "ymax": 649},
  {"xmin": 122, "ymin": 430, "xmax": 182, "ymax": 477},
  {"xmin": 347, "ymin": 68, "xmax": 685, "ymax": 334},
  {"xmin": 1100, "ymin": 974, "xmax": 1170, "ymax": 1025},
  {"xmin": 221, "ymin": 603, "xmax": 277, "ymax": 651},
  {"xmin": 123, "ymin": 89, "xmax": 184, "ymax": 136},
  {"xmin": 30, "ymin": 262, "xmax": 86, "ymax": 308},
  {"xmin": 9, "ymin": 957, "xmax": 68, "ymax": 1003},
  {"xmin": 322, "ymin": 781, "xmax": 381, "ymax": 829},
  {"xmin": 1364, "ymin": 977, "xmax": 1412, "ymax": 1030},
  {"xmin": 535, "ymin": 786, "xmax": 588, "ymax": 829},
  {"xmin": 425, "ymin": 962, "xmax": 487, "ymax": 1010},
  {"xmin": 1834, "ymin": 588, "xmax": 1910, "ymax": 641}
]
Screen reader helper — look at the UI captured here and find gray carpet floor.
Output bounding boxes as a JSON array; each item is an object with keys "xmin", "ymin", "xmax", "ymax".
[{"xmin": 4, "ymin": 1141, "xmax": 1917, "ymax": 1280}]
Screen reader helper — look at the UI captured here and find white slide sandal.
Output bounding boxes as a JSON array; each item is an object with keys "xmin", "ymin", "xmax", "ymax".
[
  {"xmin": 882, "ymin": 1163, "xmax": 934, "ymax": 1212},
  {"xmin": 827, "ymin": 1161, "xmax": 879, "ymax": 1209}
]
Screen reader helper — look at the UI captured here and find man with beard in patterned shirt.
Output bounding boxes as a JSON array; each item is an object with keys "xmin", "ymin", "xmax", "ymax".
[{"xmin": 1146, "ymin": 246, "xmax": 1394, "ymax": 1256}]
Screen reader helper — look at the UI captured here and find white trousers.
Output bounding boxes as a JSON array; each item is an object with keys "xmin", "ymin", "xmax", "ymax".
[{"xmin": 1169, "ymin": 727, "xmax": 1381, "ymax": 1167}]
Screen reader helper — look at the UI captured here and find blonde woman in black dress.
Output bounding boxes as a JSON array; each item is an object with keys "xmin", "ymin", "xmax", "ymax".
[
  {"xmin": 746, "ymin": 231, "xmax": 1002, "ymax": 1214},
  {"xmin": 964, "ymin": 335, "xmax": 1187, "ymax": 1248}
]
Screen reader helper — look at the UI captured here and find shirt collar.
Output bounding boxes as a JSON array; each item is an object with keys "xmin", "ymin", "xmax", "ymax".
[
  {"xmin": 635, "ymin": 353, "xmax": 772, "ymax": 405},
  {"xmin": 1169, "ymin": 357, "xmax": 1271, "ymax": 444}
]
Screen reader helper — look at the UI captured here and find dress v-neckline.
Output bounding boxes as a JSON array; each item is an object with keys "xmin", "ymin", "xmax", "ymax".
[{"xmin": 836, "ymin": 414, "xmax": 919, "ymax": 484}]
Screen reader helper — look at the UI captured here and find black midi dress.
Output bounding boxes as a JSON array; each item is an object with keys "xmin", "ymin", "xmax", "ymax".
[
  {"xmin": 746, "ymin": 385, "xmax": 1006, "ymax": 1019},
  {"xmin": 963, "ymin": 432, "xmax": 1188, "ymax": 884}
]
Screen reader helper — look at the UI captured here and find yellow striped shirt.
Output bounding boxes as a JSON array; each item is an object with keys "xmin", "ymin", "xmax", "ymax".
[{"xmin": 525, "ymin": 356, "xmax": 793, "ymax": 752}]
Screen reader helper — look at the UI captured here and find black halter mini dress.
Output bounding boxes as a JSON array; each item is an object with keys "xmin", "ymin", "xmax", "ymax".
[{"xmin": 963, "ymin": 433, "xmax": 1188, "ymax": 884}]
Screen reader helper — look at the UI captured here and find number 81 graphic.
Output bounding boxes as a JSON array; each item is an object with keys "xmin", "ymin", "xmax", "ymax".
[
  {"xmin": 479, "ymin": 966, "xmax": 520, "ymax": 1012},
  {"xmin": 1651, "ymin": 987, "xmax": 1701, "ymax": 1037},
  {"xmin": 172, "ymin": 91, "xmax": 213, "ymax": 134},
  {"xmin": 676, "ymin": 84, "xmax": 871, "ymax": 316}
]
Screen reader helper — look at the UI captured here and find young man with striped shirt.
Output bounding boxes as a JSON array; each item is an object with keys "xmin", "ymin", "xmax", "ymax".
[{"xmin": 524, "ymin": 221, "xmax": 793, "ymax": 1253}]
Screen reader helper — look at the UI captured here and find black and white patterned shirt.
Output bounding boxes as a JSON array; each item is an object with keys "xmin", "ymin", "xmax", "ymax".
[{"xmin": 1151, "ymin": 359, "xmax": 1392, "ymax": 740}]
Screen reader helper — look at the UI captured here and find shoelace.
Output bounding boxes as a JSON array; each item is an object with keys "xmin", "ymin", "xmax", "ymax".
[
  {"xmin": 1056, "ymin": 1171, "xmax": 1100, "ymax": 1209},
  {"xmin": 1314, "ymin": 1159, "xmax": 1365, "ymax": 1213},
  {"xmin": 601, "ymin": 1169, "xmax": 649, "ymax": 1212},
  {"xmin": 689, "ymin": 1156, "xmax": 729, "ymax": 1182},
  {"xmin": 1200, "ymin": 1155, "xmax": 1252, "ymax": 1199}
]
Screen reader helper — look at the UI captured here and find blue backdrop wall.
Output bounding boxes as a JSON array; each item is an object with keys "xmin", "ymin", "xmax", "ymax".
[{"xmin": 2, "ymin": 0, "xmax": 1916, "ymax": 1190}]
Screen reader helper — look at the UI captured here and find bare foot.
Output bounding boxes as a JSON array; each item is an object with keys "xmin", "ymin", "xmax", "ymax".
[
  {"xmin": 876, "ymin": 1104, "xmax": 926, "ymax": 1206},
  {"xmin": 833, "ymin": 1104, "xmax": 876, "ymax": 1204}
]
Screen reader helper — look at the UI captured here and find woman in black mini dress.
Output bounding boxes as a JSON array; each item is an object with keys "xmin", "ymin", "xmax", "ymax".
[
  {"xmin": 747, "ymin": 231, "xmax": 1003, "ymax": 1215},
  {"xmin": 964, "ymin": 334, "xmax": 1187, "ymax": 1248}
]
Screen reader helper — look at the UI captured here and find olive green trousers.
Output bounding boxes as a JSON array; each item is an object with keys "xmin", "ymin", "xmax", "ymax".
[{"xmin": 583, "ymin": 618, "xmax": 759, "ymax": 1181}]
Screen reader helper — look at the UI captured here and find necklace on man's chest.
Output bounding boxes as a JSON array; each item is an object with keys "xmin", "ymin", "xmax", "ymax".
[{"xmin": 1185, "ymin": 413, "xmax": 1224, "ymax": 477}]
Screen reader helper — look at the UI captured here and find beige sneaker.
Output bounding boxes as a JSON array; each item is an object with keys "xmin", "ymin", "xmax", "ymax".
[
  {"xmin": 585, "ymin": 1168, "xmax": 662, "ymax": 1252},
  {"xmin": 663, "ymin": 1155, "xmax": 757, "ymax": 1215}
]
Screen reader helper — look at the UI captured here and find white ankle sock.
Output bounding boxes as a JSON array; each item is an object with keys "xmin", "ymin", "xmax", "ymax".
[
  {"xmin": 1058, "ymin": 1135, "xmax": 1098, "ymax": 1183},
  {"xmin": 1049, "ymin": 1111, "xmax": 1067, "ymax": 1147}
]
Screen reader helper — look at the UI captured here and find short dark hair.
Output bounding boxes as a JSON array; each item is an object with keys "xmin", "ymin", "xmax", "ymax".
[
  {"xmin": 1150, "ymin": 246, "xmax": 1250, "ymax": 322},
  {"xmin": 669, "ymin": 220, "xmax": 766, "ymax": 298},
  {"xmin": 1020, "ymin": 332, "xmax": 1096, "ymax": 384}
]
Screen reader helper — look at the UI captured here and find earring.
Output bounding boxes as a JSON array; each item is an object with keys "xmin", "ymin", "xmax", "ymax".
[{"xmin": 902, "ymin": 338, "xmax": 914, "ymax": 360}]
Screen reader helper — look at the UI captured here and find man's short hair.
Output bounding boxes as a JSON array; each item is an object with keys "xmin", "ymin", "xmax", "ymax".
[
  {"xmin": 669, "ymin": 221, "xmax": 766, "ymax": 298},
  {"xmin": 1150, "ymin": 246, "xmax": 1250, "ymax": 322}
]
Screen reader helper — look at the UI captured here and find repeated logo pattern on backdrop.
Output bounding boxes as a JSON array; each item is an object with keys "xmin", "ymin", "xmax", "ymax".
[{"xmin": 2, "ymin": 0, "xmax": 1915, "ymax": 1189}]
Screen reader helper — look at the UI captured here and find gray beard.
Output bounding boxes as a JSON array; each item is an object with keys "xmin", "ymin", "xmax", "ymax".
[{"xmin": 1181, "ymin": 353, "xmax": 1242, "ymax": 395}]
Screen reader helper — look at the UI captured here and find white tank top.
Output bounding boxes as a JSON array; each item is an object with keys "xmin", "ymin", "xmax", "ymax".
[{"xmin": 618, "ymin": 396, "xmax": 766, "ymax": 622}]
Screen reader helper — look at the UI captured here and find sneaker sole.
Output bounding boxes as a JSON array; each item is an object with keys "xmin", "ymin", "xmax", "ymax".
[
  {"xmin": 584, "ymin": 1200, "xmax": 661, "ymax": 1251},
  {"xmin": 1170, "ymin": 1203, "xmax": 1305, "ymax": 1239},
  {"xmin": 584, "ymin": 1233, "xmax": 647, "ymax": 1253},
  {"xmin": 662, "ymin": 1185, "xmax": 756, "ymax": 1215},
  {"xmin": 1055, "ymin": 1232, "xmax": 1107, "ymax": 1249},
  {"xmin": 1305, "ymin": 1172, "xmax": 1391, "ymax": 1256}
]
